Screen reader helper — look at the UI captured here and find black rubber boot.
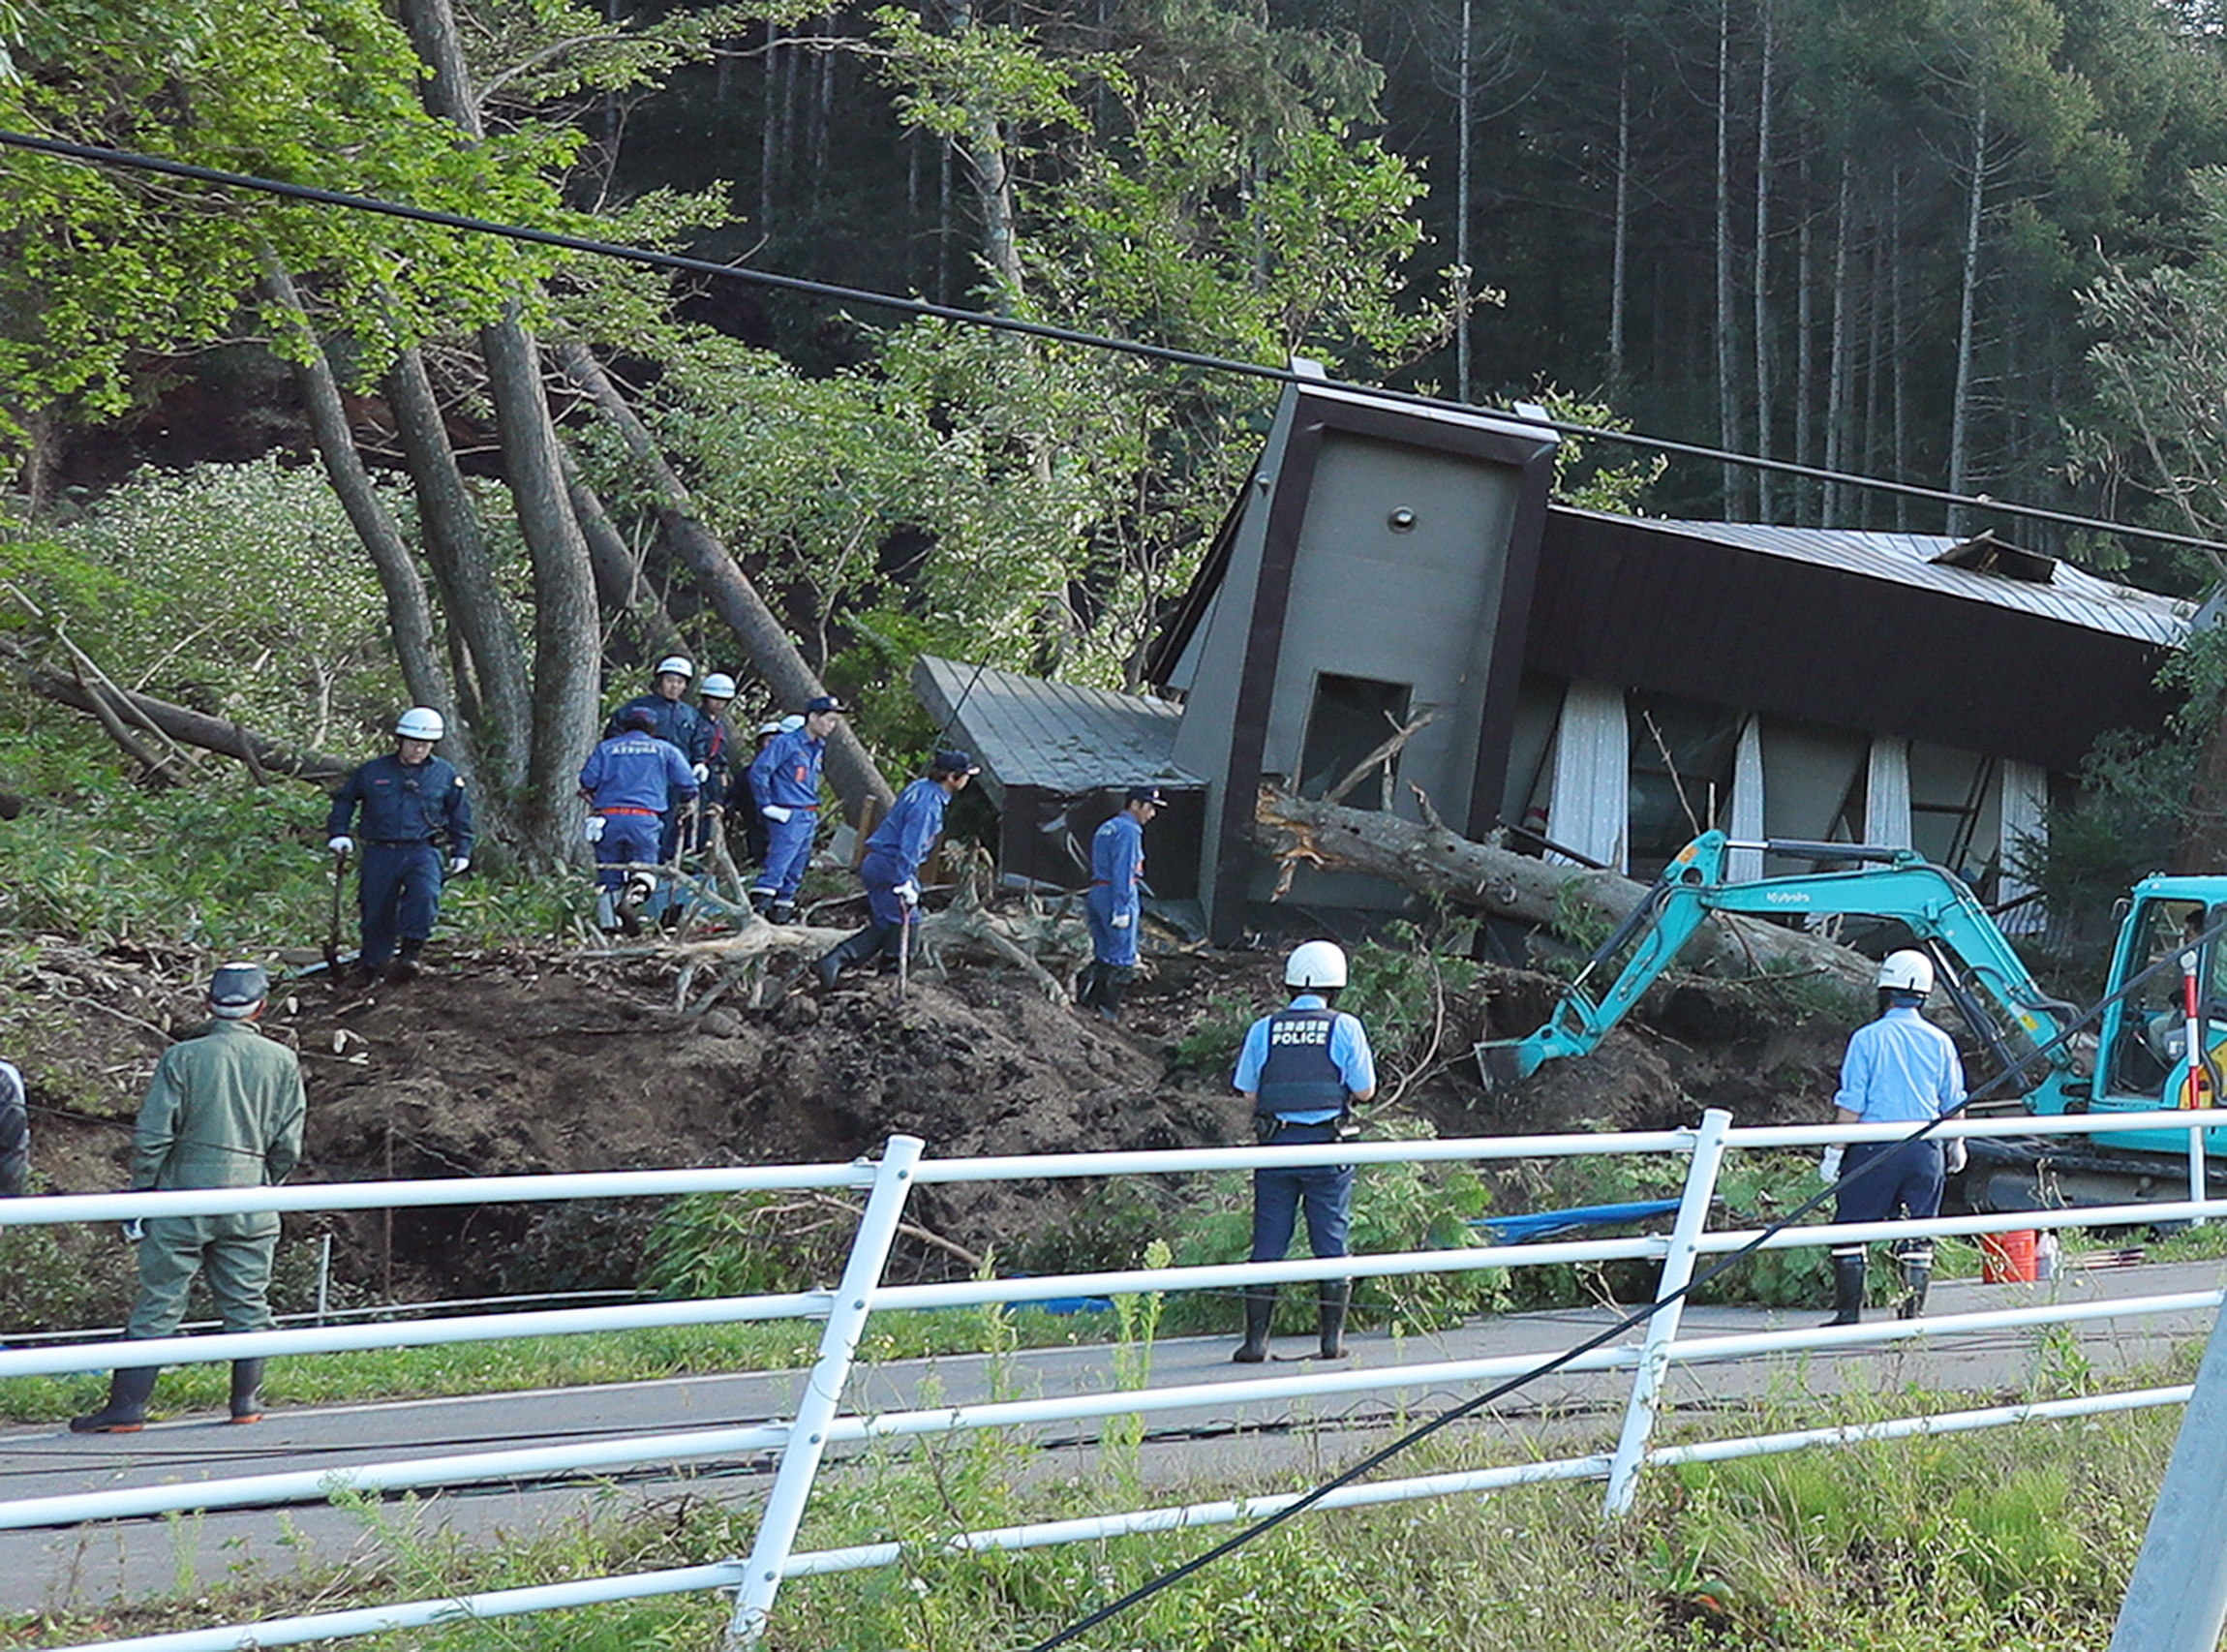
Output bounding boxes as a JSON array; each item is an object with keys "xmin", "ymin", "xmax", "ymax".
[
  {"xmin": 1073, "ymin": 964, "xmax": 1105, "ymax": 1010},
  {"xmin": 814, "ymin": 927, "xmax": 885, "ymax": 991},
  {"xmin": 387, "ymin": 937, "xmax": 424, "ymax": 982},
  {"xmin": 228, "ymin": 1360, "xmax": 266, "ymax": 1424},
  {"xmin": 71, "ymin": 1366, "xmax": 159, "ymax": 1434},
  {"xmin": 769, "ymin": 901, "xmax": 797, "ymax": 927},
  {"xmin": 747, "ymin": 889, "xmax": 775, "ymax": 920},
  {"xmin": 1233, "ymin": 1287, "xmax": 1276, "ymax": 1363},
  {"xmin": 1824, "ymin": 1252, "xmax": 1867, "ymax": 1327},
  {"xmin": 1094, "ymin": 967, "xmax": 1132, "ymax": 1025},
  {"xmin": 1896, "ymin": 1250, "xmax": 1933, "ymax": 1321},
  {"xmin": 1316, "ymin": 1281, "xmax": 1352, "ymax": 1360}
]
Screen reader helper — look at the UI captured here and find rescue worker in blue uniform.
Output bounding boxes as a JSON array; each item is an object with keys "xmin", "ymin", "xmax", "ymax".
[
  {"xmin": 603, "ymin": 656, "xmax": 712, "ymax": 862},
  {"xmin": 325, "ymin": 707, "xmax": 473, "ymax": 983},
  {"xmin": 1232, "ymin": 940, "xmax": 1377, "ymax": 1363},
  {"xmin": 748, "ymin": 695, "xmax": 842, "ymax": 925},
  {"xmin": 741, "ymin": 718, "xmax": 788, "ymax": 869},
  {"xmin": 1077, "ymin": 787, "xmax": 1161, "ymax": 1024},
  {"xmin": 1820, "ymin": 949, "xmax": 1968, "ymax": 1325},
  {"xmin": 73, "ymin": 964, "xmax": 305, "ymax": 1433},
  {"xmin": 815, "ymin": 750, "xmax": 980, "ymax": 988},
  {"xmin": 693, "ymin": 672, "xmax": 741, "ymax": 854},
  {"xmin": 580, "ymin": 708, "xmax": 700, "ymax": 934}
]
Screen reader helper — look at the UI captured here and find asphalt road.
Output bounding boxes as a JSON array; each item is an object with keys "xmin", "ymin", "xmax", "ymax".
[{"xmin": 4, "ymin": 1255, "xmax": 2220, "ymax": 1620}]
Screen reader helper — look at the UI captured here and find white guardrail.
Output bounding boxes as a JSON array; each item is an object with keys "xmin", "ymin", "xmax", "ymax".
[{"xmin": 6, "ymin": 1108, "xmax": 2227, "ymax": 1652}]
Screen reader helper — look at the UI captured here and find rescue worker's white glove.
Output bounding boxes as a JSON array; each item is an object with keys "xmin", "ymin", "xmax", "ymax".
[
  {"xmin": 1944, "ymin": 1136, "xmax": 1969, "ymax": 1175},
  {"xmin": 894, "ymin": 881, "xmax": 920, "ymax": 906},
  {"xmin": 120, "ymin": 1217, "xmax": 145, "ymax": 1243},
  {"xmin": 584, "ymin": 815, "xmax": 606, "ymax": 842},
  {"xmin": 691, "ymin": 763, "xmax": 709, "ymax": 782},
  {"xmin": 447, "ymin": 856, "xmax": 470, "ymax": 876},
  {"xmin": 763, "ymin": 805, "xmax": 793, "ymax": 823},
  {"xmin": 1818, "ymin": 1144, "xmax": 1844, "ymax": 1184},
  {"xmin": 1111, "ymin": 912, "xmax": 1133, "ymax": 929},
  {"xmin": 326, "ymin": 836, "xmax": 353, "ymax": 856}
]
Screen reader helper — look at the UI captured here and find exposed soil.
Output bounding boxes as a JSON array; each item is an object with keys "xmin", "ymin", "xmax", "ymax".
[{"xmin": 11, "ymin": 935, "xmax": 1857, "ymax": 1305}]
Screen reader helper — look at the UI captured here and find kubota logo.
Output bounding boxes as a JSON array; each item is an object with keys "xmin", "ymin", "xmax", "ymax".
[{"xmin": 1764, "ymin": 892, "xmax": 1811, "ymax": 905}]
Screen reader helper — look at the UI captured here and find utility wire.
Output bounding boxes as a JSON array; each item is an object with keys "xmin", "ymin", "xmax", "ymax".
[
  {"xmin": 4, "ymin": 127, "xmax": 2226, "ymax": 565},
  {"xmin": 1022, "ymin": 916, "xmax": 2227, "ymax": 1650}
]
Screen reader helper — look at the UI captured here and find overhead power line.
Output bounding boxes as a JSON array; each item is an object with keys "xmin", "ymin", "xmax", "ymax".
[{"xmin": 4, "ymin": 126, "xmax": 2224, "ymax": 566}]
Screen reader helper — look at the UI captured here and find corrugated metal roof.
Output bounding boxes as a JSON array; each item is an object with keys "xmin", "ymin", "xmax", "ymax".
[
  {"xmin": 1569, "ymin": 513, "xmax": 2195, "ymax": 649},
  {"xmin": 913, "ymin": 657, "xmax": 1199, "ymax": 793}
]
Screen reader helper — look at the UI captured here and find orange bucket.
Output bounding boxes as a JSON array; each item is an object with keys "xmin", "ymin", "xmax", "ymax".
[{"xmin": 1979, "ymin": 1229, "xmax": 2038, "ymax": 1284}]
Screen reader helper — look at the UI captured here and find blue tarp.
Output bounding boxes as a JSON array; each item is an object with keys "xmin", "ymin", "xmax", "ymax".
[{"xmin": 1472, "ymin": 1198, "xmax": 1683, "ymax": 1244}]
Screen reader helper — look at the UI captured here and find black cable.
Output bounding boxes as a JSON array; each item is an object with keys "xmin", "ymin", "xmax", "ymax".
[
  {"xmin": 4, "ymin": 127, "xmax": 2224, "ymax": 563},
  {"xmin": 1022, "ymin": 918, "xmax": 2227, "ymax": 1651}
]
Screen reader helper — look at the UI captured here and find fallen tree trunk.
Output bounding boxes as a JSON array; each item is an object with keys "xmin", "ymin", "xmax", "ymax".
[
  {"xmin": 2, "ymin": 637, "xmax": 350, "ymax": 785},
  {"xmin": 1254, "ymin": 787, "xmax": 1876, "ymax": 991}
]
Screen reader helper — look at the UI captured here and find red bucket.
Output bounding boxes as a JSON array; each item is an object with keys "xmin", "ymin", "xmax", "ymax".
[{"xmin": 1979, "ymin": 1229, "xmax": 2038, "ymax": 1284}]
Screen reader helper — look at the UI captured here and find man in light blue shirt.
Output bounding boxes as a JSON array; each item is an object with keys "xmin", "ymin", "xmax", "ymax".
[
  {"xmin": 1822, "ymin": 949, "xmax": 1968, "ymax": 1326},
  {"xmin": 1232, "ymin": 940, "xmax": 1377, "ymax": 1364}
]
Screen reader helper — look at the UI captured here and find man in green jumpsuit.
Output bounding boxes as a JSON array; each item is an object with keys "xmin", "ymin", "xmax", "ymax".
[{"xmin": 73, "ymin": 963, "xmax": 307, "ymax": 1433}]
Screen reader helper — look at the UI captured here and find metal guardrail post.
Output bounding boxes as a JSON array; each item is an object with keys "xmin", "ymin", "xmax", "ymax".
[
  {"xmin": 2108, "ymin": 1297, "xmax": 2227, "ymax": 1652},
  {"xmin": 1602, "ymin": 1107, "xmax": 1732, "ymax": 1516},
  {"xmin": 724, "ymin": 1133, "xmax": 924, "ymax": 1649}
]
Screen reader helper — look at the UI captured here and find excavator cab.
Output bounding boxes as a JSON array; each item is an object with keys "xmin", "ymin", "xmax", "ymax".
[{"xmin": 2078, "ymin": 886, "xmax": 2227, "ymax": 1162}]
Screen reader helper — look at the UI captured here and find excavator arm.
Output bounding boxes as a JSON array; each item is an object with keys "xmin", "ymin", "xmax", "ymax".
[{"xmin": 1477, "ymin": 831, "xmax": 2079, "ymax": 1093}]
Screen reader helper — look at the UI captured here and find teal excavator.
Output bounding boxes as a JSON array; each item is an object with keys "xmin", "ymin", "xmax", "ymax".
[{"xmin": 1476, "ymin": 830, "xmax": 2227, "ymax": 1210}]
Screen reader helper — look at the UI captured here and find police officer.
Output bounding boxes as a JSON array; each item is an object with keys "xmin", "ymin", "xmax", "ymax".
[
  {"xmin": 815, "ymin": 750, "xmax": 979, "ymax": 988},
  {"xmin": 1820, "ymin": 949, "xmax": 1968, "ymax": 1326},
  {"xmin": 0, "ymin": 1056, "xmax": 26, "ymax": 1198},
  {"xmin": 74, "ymin": 964, "xmax": 306, "ymax": 1433},
  {"xmin": 1077, "ymin": 787, "xmax": 1161, "ymax": 1024},
  {"xmin": 1232, "ymin": 940, "xmax": 1377, "ymax": 1363},
  {"xmin": 579, "ymin": 707, "xmax": 701, "ymax": 934},
  {"xmin": 325, "ymin": 708, "xmax": 473, "ymax": 983},
  {"xmin": 748, "ymin": 695, "xmax": 841, "ymax": 925},
  {"xmin": 693, "ymin": 672, "xmax": 741, "ymax": 853},
  {"xmin": 604, "ymin": 657, "xmax": 712, "ymax": 862}
]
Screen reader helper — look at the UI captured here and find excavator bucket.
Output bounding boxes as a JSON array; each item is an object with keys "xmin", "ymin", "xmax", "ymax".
[{"xmin": 1475, "ymin": 1040, "xmax": 1530, "ymax": 1093}]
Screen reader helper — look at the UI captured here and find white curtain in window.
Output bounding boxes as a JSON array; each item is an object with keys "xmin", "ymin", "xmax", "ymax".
[
  {"xmin": 1547, "ymin": 680, "xmax": 1629, "ymax": 871},
  {"xmin": 1997, "ymin": 760, "xmax": 2048, "ymax": 933},
  {"xmin": 1727, "ymin": 718, "xmax": 1765, "ymax": 882},
  {"xmin": 1866, "ymin": 736, "xmax": 1912, "ymax": 849}
]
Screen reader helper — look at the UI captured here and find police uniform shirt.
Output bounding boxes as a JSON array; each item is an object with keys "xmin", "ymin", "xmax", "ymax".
[
  {"xmin": 749, "ymin": 726, "xmax": 827, "ymax": 811},
  {"xmin": 327, "ymin": 753, "xmax": 474, "ymax": 857},
  {"xmin": 1234, "ymin": 994, "xmax": 1377, "ymax": 1123},
  {"xmin": 1834, "ymin": 1005, "xmax": 1966, "ymax": 1124}
]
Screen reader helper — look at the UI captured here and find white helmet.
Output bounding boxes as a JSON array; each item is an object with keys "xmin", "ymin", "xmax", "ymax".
[
  {"xmin": 700, "ymin": 672, "xmax": 737, "ymax": 699},
  {"xmin": 395, "ymin": 707, "xmax": 445, "ymax": 742},
  {"xmin": 754, "ymin": 719, "xmax": 784, "ymax": 738},
  {"xmin": 654, "ymin": 656, "xmax": 694, "ymax": 681},
  {"xmin": 1285, "ymin": 939, "xmax": 1349, "ymax": 990},
  {"xmin": 1877, "ymin": 949, "xmax": 1935, "ymax": 995}
]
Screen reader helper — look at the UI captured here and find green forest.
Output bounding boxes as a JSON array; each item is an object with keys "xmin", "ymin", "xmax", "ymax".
[{"xmin": 12, "ymin": 0, "xmax": 2227, "ymax": 849}]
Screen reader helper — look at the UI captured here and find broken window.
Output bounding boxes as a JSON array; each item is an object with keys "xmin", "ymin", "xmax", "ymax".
[
  {"xmin": 1297, "ymin": 674, "xmax": 1413, "ymax": 810},
  {"xmin": 1626, "ymin": 691, "xmax": 1744, "ymax": 880}
]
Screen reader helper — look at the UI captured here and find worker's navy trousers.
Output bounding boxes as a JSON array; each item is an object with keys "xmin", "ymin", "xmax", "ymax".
[
  {"xmin": 357, "ymin": 841, "xmax": 443, "ymax": 967},
  {"xmin": 595, "ymin": 814, "xmax": 661, "ymax": 890},
  {"xmin": 1085, "ymin": 885, "xmax": 1140, "ymax": 968},
  {"xmin": 752, "ymin": 809, "xmax": 817, "ymax": 901},
  {"xmin": 1249, "ymin": 1120, "xmax": 1353, "ymax": 1262},
  {"xmin": 1834, "ymin": 1139, "xmax": 1945, "ymax": 1227}
]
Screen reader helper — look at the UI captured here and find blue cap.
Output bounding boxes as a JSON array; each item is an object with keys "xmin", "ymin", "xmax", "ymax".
[
  {"xmin": 805, "ymin": 694, "xmax": 843, "ymax": 716},
  {"xmin": 209, "ymin": 963, "xmax": 269, "ymax": 1017},
  {"xmin": 620, "ymin": 707, "xmax": 657, "ymax": 733},
  {"xmin": 1127, "ymin": 786, "xmax": 1166, "ymax": 806},
  {"xmin": 930, "ymin": 750, "xmax": 981, "ymax": 777}
]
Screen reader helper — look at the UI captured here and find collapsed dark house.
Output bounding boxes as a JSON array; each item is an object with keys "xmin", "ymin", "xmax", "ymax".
[{"xmin": 919, "ymin": 380, "xmax": 2192, "ymax": 942}]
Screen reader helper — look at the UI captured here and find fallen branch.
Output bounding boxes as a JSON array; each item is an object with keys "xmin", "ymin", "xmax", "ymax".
[
  {"xmin": 0, "ymin": 634, "xmax": 350, "ymax": 784},
  {"xmin": 1253, "ymin": 787, "xmax": 1876, "ymax": 991}
]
